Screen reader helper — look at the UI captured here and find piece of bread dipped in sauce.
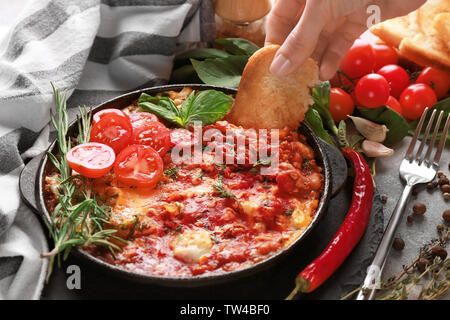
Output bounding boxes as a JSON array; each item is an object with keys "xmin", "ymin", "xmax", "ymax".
[{"xmin": 226, "ymin": 45, "xmax": 319, "ymax": 130}]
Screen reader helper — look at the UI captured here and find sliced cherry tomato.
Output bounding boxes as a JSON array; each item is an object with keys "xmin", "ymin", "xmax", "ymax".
[
  {"xmin": 66, "ymin": 142, "xmax": 115, "ymax": 178},
  {"xmin": 93, "ymin": 108, "xmax": 128, "ymax": 125},
  {"xmin": 114, "ymin": 144, "xmax": 163, "ymax": 188},
  {"xmin": 90, "ymin": 114, "xmax": 132, "ymax": 154},
  {"xmin": 340, "ymin": 39, "xmax": 375, "ymax": 79},
  {"xmin": 354, "ymin": 73, "xmax": 390, "ymax": 108},
  {"xmin": 129, "ymin": 112, "xmax": 159, "ymax": 131},
  {"xmin": 329, "ymin": 88, "xmax": 355, "ymax": 122},
  {"xmin": 376, "ymin": 64, "xmax": 410, "ymax": 99},
  {"xmin": 386, "ymin": 96, "xmax": 402, "ymax": 114},
  {"xmin": 132, "ymin": 121, "xmax": 170, "ymax": 156},
  {"xmin": 170, "ymin": 128, "xmax": 200, "ymax": 149},
  {"xmin": 371, "ymin": 43, "xmax": 398, "ymax": 71},
  {"xmin": 400, "ymin": 84, "xmax": 437, "ymax": 120},
  {"xmin": 416, "ymin": 67, "xmax": 450, "ymax": 99}
]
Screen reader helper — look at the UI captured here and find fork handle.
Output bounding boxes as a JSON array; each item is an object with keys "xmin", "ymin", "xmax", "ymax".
[{"xmin": 356, "ymin": 183, "xmax": 413, "ymax": 300}]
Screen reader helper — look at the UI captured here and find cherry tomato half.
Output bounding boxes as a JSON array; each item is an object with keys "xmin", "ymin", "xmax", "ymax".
[
  {"xmin": 90, "ymin": 114, "xmax": 132, "ymax": 154},
  {"xmin": 170, "ymin": 128, "xmax": 200, "ymax": 149},
  {"xmin": 376, "ymin": 64, "xmax": 410, "ymax": 99},
  {"xmin": 329, "ymin": 88, "xmax": 355, "ymax": 122},
  {"xmin": 400, "ymin": 84, "xmax": 437, "ymax": 120},
  {"xmin": 371, "ymin": 43, "xmax": 398, "ymax": 71},
  {"xmin": 354, "ymin": 74, "xmax": 390, "ymax": 108},
  {"xmin": 416, "ymin": 67, "xmax": 450, "ymax": 99},
  {"xmin": 93, "ymin": 108, "xmax": 128, "ymax": 125},
  {"xmin": 132, "ymin": 121, "xmax": 171, "ymax": 156},
  {"xmin": 129, "ymin": 112, "xmax": 159, "ymax": 131},
  {"xmin": 66, "ymin": 142, "xmax": 115, "ymax": 178},
  {"xmin": 340, "ymin": 39, "xmax": 375, "ymax": 79},
  {"xmin": 386, "ymin": 96, "xmax": 402, "ymax": 115},
  {"xmin": 114, "ymin": 144, "xmax": 163, "ymax": 188}
]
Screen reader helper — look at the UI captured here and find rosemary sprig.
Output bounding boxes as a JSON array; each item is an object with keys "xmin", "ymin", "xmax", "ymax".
[{"xmin": 42, "ymin": 85, "xmax": 125, "ymax": 281}]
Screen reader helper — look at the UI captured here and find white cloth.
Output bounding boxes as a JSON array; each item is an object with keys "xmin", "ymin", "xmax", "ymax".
[{"xmin": 0, "ymin": 0, "xmax": 214, "ymax": 300}]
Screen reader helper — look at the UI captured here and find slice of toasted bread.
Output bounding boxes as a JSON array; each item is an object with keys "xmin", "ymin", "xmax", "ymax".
[
  {"xmin": 226, "ymin": 45, "xmax": 319, "ymax": 130},
  {"xmin": 433, "ymin": 13, "xmax": 450, "ymax": 52},
  {"xmin": 370, "ymin": 15, "xmax": 413, "ymax": 48}
]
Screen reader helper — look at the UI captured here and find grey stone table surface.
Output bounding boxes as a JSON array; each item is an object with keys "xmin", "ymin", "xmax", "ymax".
[{"xmin": 375, "ymin": 137, "xmax": 449, "ymax": 300}]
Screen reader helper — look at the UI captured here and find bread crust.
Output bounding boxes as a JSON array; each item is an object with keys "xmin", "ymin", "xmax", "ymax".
[{"xmin": 226, "ymin": 45, "xmax": 319, "ymax": 130}]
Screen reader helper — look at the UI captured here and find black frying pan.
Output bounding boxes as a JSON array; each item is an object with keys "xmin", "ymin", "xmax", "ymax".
[{"xmin": 20, "ymin": 84, "xmax": 347, "ymax": 287}]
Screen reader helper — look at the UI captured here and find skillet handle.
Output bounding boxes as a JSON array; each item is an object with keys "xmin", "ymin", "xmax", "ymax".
[
  {"xmin": 317, "ymin": 139, "xmax": 347, "ymax": 198},
  {"xmin": 19, "ymin": 153, "xmax": 44, "ymax": 215}
]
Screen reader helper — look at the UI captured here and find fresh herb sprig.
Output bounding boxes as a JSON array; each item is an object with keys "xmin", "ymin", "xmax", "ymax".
[
  {"xmin": 42, "ymin": 85, "xmax": 125, "ymax": 281},
  {"xmin": 138, "ymin": 89, "xmax": 233, "ymax": 129}
]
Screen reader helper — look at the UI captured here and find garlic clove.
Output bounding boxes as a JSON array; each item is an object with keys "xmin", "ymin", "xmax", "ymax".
[
  {"xmin": 348, "ymin": 116, "xmax": 389, "ymax": 143},
  {"xmin": 361, "ymin": 140, "xmax": 394, "ymax": 158}
]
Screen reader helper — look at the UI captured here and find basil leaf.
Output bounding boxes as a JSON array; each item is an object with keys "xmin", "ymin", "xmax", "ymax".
[
  {"xmin": 310, "ymin": 81, "xmax": 338, "ymax": 136},
  {"xmin": 408, "ymin": 97, "xmax": 450, "ymax": 143},
  {"xmin": 357, "ymin": 106, "xmax": 409, "ymax": 145},
  {"xmin": 215, "ymin": 38, "xmax": 260, "ymax": 56},
  {"xmin": 138, "ymin": 94, "xmax": 183, "ymax": 126},
  {"xmin": 191, "ymin": 55, "xmax": 248, "ymax": 88},
  {"xmin": 170, "ymin": 65, "xmax": 201, "ymax": 84},
  {"xmin": 181, "ymin": 90, "xmax": 233, "ymax": 126},
  {"xmin": 304, "ymin": 108, "xmax": 336, "ymax": 147},
  {"xmin": 175, "ymin": 48, "xmax": 231, "ymax": 61}
]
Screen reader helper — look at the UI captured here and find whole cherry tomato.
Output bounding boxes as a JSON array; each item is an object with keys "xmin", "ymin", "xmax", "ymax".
[
  {"xmin": 354, "ymin": 74, "xmax": 390, "ymax": 108},
  {"xmin": 416, "ymin": 67, "xmax": 450, "ymax": 99},
  {"xmin": 66, "ymin": 142, "xmax": 115, "ymax": 178},
  {"xmin": 400, "ymin": 84, "xmax": 437, "ymax": 120},
  {"xmin": 90, "ymin": 114, "xmax": 132, "ymax": 154},
  {"xmin": 131, "ymin": 121, "xmax": 171, "ymax": 156},
  {"xmin": 114, "ymin": 144, "xmax": 163, "ymax": 188},
  {"xmin": 93, "ymin": 108, "xmax": 129, "ymax": 125},
  {"xmin": 376, "ymin": 64, "xmax": 410, "ymax": 99},
  {"xmin": 329, "ymin": 88, "xmax": 355, "ymax": 122},
  {"xmin": 371, "ymin": 43, "xmax": 398, "ymax": 71},
  {"xmin": 340, "ymin": 39, "xmax": 375, "ymax": 79},
  {"xmin": 386, "ymin": 96, "xmax": 402, "ymax": 114}
]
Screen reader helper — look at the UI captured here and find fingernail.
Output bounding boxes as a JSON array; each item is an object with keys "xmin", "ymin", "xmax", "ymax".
[{"xmin": 270, "ymin": 53, "xmax": 292, "ymax": 76}]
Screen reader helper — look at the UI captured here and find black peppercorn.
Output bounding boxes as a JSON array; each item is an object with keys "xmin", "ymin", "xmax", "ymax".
[
  {"xmin": 443, "ymin": 210, "xmax": 450, "ymax": 223},
  {"xmin": 426, "ymin": 181, "xmax": 438, "ymax": 190},
  {"xmin": 430, "ymin": 245, "xmax": 447, "ymax": 260},
  {"xmin": 417, "ymin": 258, "xmax": 431, "ymax": 273},
  {"xmin": 407, "ymin": 215, "xmax": 414, "ymax": 223},
  {"xmin": 413, "ymin": 202, "xmax": 426, "ymax": 215},
  {"xmin": 393, "ymin": 237, "xmax": 405, "ymax": 251},
  {"xmin": 438, "ymin": 177, "xmax": 449, "ymax": 186},
  {"xmin": 440, "ymin": 184, "xmax": 450, "ymax": 193}
]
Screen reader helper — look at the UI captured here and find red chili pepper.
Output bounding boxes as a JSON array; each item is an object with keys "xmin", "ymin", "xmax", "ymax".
[{"xmin": 286, "ymin": 148, "xmax": 373, "ymax": 299}]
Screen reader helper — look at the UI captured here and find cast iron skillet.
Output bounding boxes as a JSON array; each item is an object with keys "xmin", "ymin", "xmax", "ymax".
[{"xmin": 20, "ymin": 84, "xmax": 347, "ymax": 287}]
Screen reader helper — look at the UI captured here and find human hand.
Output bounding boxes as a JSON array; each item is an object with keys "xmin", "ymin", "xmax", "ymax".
[{"xmin": 266, "ymin": 0, "xmax": 426, "ymax": 80}]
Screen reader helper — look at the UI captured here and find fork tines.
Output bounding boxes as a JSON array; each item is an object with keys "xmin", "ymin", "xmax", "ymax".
[{"xmin": 405, "ymin": 108, "xmax": 450, "ymax": 167}]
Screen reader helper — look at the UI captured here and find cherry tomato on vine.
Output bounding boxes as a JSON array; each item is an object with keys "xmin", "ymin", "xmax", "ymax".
[
  {"xmin": 329, "ymin": 88, "xmax": 355, "ymax": 122},
  {"xmin": 354, "ymin": 74, "xmax": 390, "ymax": 108},
  {"xmin": 90, "ymin": 114, "xmax": 132, "ymax": 154},
  {"xmin": 416, "ymin": 67, "xmax": 450, "ymax": 99},
  {"xmin": 66, "ymin": 142, "xmax": 115, "ymax": 178},
  {"xmin": 114, "ymin": 144, "xmax": 163, "ymax": 188},
  {"xmin": 400, "ymin": 84, "xmax": 437, "ymax": 120},
  {"xmin": 371, "ymin": 43, "xmax": 398, "ymax": 71},
  {"xmin": 131, "ymin": 120, "xmax": 171, "ymax": 156},
  {"xmin": 93, "ymin": 108, "xmax": 128, "ymax": 125},
  {"xmin": 376, "ymin": 64, "xmax": 410, "ymax": 99},
  {"xmin": 340, "ymin": 39, "xmax": 375, "ymax": 79},
  {"xmin": 386, "ymin": 96, "xmax": 402, "ymax": 114}
]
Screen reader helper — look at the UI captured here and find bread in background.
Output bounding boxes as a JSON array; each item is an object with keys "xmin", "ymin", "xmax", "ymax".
[{"xmin": 370, "ymin": 0, "xmax": 450, "ymax": 72}]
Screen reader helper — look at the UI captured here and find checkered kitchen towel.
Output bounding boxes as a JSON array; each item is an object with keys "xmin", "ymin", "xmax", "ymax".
[{"xmin": 0, "ymin": 0, "xmax": 214, "ymax": 300}]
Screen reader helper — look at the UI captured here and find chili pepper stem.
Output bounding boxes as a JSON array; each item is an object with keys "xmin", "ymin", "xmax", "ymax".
[{"xmin": 285, "ymin": 277, "xmax": 311, "ymax": 300}]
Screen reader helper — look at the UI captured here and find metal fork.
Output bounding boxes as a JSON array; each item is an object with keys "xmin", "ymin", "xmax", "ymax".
[{"xmin": 356, "ymin": 108, "xmax": 450, "ymax": 300}]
